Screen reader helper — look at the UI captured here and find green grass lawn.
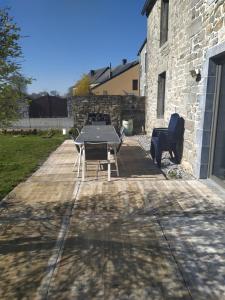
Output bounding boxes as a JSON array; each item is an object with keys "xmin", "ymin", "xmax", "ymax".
[{"xmin": 0, "ymin": 133, "xmax": 66, "ymax": 200}]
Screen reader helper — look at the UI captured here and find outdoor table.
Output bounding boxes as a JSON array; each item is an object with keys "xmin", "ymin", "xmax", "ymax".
[{"xmin": 75, "ymin": 125, "xmax": 121, "ymax": 181}]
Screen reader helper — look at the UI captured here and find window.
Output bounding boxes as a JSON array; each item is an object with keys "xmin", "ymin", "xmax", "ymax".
[
  {"xmin": 132, "ymin": 79, "xmax": 138, "ymax": 91},
  {"xmin": 103, "ymin": 90, "xmax": 108, "ymax": 95},
  {"xmin": 160, "ymin": 0, "xmax": 169, "ymax": 46},
  {"xmin": 157, "ymin": 72, "xmax": 166, "ymax": 118}
]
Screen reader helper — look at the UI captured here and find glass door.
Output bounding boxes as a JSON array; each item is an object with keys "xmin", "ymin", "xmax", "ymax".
[{"xmin": 211, "ymin": 62, "xmax": 225, "ymax": 187}]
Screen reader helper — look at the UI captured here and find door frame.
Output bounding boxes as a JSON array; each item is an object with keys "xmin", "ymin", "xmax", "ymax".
[{"xmin": 208, "ymin": 60, "xmax": 225, "ymax": 188}]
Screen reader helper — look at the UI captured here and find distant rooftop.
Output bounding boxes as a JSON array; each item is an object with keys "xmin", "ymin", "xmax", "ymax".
[
  {"xmin": 87, "ymin": 67, "xmax": 109, "ymax": 85},
  {"xmin": 88, "ymin": 59, "xmax": 139, "ymax": 88}
]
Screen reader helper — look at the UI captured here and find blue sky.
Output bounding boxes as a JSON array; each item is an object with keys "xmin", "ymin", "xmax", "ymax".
[{"xmin": 1, "ymin": 0, "xmax": 146, "ymax": 95}]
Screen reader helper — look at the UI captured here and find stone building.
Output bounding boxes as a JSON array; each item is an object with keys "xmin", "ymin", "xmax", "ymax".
[
  {"xmin": 142, "ymin": 0, "xmax": 225, "ymax": 186},
  {"xmin": 138, "ymin": 38, "xmax": 148, "ymax": 96}
]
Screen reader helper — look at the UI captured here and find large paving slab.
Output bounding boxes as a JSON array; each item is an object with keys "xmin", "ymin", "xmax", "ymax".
[
  {"xmin": 48, "ymin": 180, "xmax": 191, "ymax": 300},
  {"xmin": 47, "ymin": 179, "xmax": 225, "ymax": 300}
]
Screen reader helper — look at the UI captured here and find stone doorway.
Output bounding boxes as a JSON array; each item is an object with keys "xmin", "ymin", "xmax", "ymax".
[
  {"xmin": 209, "ymin": 56, "xmax": 225, "ymax": 188},
  {"xmin": 197, "ymin": 42, "xmax": 225, "ymax": 182},
  {"xmin": 199, "ymin": 45, "xmax": 225, "ymax": 188}
]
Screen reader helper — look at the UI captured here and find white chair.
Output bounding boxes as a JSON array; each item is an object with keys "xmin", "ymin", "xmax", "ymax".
[
  {"xmin": 82, "ymin": 142, "xmax": 111, "ymax": 181},
  {"xmin": 109, "ymin": 127, "xmax": 125, "ymax": 176}
]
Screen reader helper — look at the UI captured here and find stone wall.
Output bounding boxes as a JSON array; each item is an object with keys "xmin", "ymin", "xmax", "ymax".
[
  {"xmin": 69, "ymin": 95, "xmax": 145, "ymax": 133},
  {"xmin": 145, "ymin": 0, "xmax": 225, "ymax": 177}
]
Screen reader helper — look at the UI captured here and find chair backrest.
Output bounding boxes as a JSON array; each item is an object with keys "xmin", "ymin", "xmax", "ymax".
[
  {"xmin": 168, "ymin": 113, "xmax": 185, "ymax": 141},
  {"xmin": 103, "ymin": 114, "xmax": 111, "ymax": 125},
  {"xmin": 70, "ymin": 128, "xmax": 81, "ymax": 152},
  {"xmin": 86, "ymin": 113, "xmax": 111, "ymax": 125},
  {"xmin": 70, "ymin": 134, "xmax": 81, "ymax": 153},
  {"xmin": 168, "ymin": 113, "xmax": 180, "ymax": 132},
  {"xmin": 84, "ymin": 142, "xmax": 108, "ymax": 161},
  {"xmin": 116, "ymin": 127, "xmax": 125, "ymax": 153},
  {"xmin": 120, "ymin": 126, "xmax": 125, "ymax": 138}
]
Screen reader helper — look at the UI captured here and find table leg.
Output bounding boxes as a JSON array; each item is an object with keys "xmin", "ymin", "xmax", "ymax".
[
  {"xmin": 77, "ymin": 146, "xmax": 82, "ymax": 178},
  {"xmin": 108, "ymin": 149, "xmax": 111, "ymax": 181}
]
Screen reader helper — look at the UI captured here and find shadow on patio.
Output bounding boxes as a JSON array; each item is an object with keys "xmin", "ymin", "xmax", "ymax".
[
  {"xmin": 78, "ymin": 137, "xmax": 165, "ymax": 181},
  {"xmin": 47, "ymin": 180, "xmax": 225, "ymax": 300}
]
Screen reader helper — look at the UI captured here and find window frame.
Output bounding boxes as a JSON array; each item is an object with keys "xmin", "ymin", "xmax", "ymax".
[
  {"xmin": 160, "ymin": 0, "xmax": 169, "ymax": 47},
  {"xmin": 157, "ymin": 72, "xmax": 166, "ymax": 118}
]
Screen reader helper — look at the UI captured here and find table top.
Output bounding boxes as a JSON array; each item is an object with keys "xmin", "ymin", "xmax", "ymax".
[{"xmin": 75, "ymin": 125, "xmax": 121, "ymax": 144}]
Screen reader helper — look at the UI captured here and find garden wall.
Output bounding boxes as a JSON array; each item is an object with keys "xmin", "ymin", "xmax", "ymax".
[{"xmin": 68, "ymin": 95, "xmax": 145, "ymax": 133}]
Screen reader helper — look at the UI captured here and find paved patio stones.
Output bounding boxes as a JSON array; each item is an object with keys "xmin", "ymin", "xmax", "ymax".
[
  {"xmin": 0, "ymin": 138, "xmax": 225, "ymax": 299},
  {"xmin": 48, "ymin": 180, "xmax": 190, "ymax": 300}
]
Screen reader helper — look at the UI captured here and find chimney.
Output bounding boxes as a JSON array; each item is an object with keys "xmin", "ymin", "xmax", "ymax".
[
  {"xmin": 90, "ymin": 70, "xmax": 95, "ymax": 76},
  {"xmin": 109, "ymin": 63, "xmax": 112, "ymax": 79},
  {"xmin": 122, "ymin": 59, "xmax": 127, "ymax": 65}
]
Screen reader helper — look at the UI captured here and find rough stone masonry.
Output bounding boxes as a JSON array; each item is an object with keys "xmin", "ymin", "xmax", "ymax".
[
  {"xmin": 69, "ymin": 95, "xmax": 145, "ymax": 134},
  {"xmin": 144, "ymin": 0, "xmax": 225, "ymax": 177}
]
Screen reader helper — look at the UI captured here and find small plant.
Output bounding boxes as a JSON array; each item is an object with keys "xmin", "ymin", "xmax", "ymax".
[
  {"xmin": 167, "ymin": 167, "xmax": 183, "ymax": 179},
  {"xmin": 32, "ymin": 129, "xmax": 37, "ymax": 135},
  {"xmin": 68, "ymin": 127, "xmax": 79, "ymax": 137}
]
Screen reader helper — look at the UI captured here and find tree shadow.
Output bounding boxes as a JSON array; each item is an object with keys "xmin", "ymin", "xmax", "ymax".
[
  {"xmin": 47, "ymin": 182, "xmax": 225, "ymax": 300},
  {"xmin": 0, "ymin": 192, "xmax": 73, "ymax": 299},
  {"xmin": 118, "ymin": 144, "xmax": 164, "ymax": 178},
  {"xmin": 0, "ymin": 181, "xmax": 225, "ymax": 299}
]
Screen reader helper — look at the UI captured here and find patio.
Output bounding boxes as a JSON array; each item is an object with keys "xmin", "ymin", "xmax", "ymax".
[{"xmin": 1, "ymin": 138, "xmax": 225, "ymax": 299}]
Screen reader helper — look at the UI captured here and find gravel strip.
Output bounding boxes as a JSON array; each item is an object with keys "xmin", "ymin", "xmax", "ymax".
[{"xmin": 131, "ymin": 135, "xmax": 195, "ymax": 180}]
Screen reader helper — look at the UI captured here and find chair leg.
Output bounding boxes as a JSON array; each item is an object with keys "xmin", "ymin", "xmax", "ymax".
[
  {"xmin": 108, "ymin": 161, "xmax": 111, "ymax": 181},
  {"xmin": 169, "ymin": 150, "xmax": 173, "ymax": 160},
  {"xmin": 82, "ymin": 148, "xmax": 85, "ymax": 182},
  {"xmin": 107, "ymin": 150, "xmax": 111, "ymax": 181},
  {"xmin": 150, "ymin": 141, "xmax": 156, "ymax": 161},
  {"xmin": 73, "ymin": 155, "xmax": 79, "ymax": 171},
  {"xmin": 156, "ymin": 150, "xmax": 162, "ymax": 168},
  {"xmin": 113, "ymin": 146, "xmax": 120, "ymax": 177},
  {"xmin": 77, "ymin": 147, "xmax": 82, "ymax": 178},
  {"xmin": 173, "ymin": 148, "xmax": 180, "ymax": 164},
  {"xmin": 115, "ymin": 154, "xmax": 120, "ymax": 177},
  {"xmin": 96, "ymin": 160, "xmax": 101, "ymax": 178}
]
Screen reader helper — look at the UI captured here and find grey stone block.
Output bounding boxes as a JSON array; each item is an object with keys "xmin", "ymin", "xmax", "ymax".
[{"xmin": 188, "ymin": 17, "xmax": 202, "ymax": 38}]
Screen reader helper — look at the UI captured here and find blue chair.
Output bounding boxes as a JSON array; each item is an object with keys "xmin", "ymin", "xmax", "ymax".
[{"xmin": 150, "ymin": 113, "xmax": 185, "ymax": 167}]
